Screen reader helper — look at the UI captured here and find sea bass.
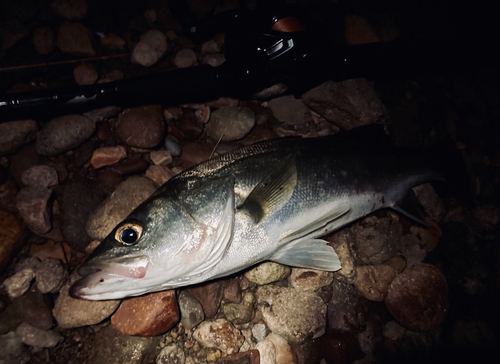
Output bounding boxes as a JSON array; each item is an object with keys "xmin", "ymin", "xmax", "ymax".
[{"xmin": 70, "ymin": 132, "xmax": 449, "ymax": 300}]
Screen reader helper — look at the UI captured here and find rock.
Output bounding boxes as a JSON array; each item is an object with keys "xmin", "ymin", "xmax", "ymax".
[
  {"xmin": 53, "ymin": 273, "xmax": 120, "ymax": 329},
  {"xmin": 132, "ymin": 30, "xmax": 168, "ymax": 67},
  {"xmin": 16, "ymin": 185, "xmax": 53, "ymax": 234},
  {"xmin": 187, "ymin": 280, "xmax": 224, "ymax": 319},
  {"xmin": 73, "ymin": 63, "xmax": 98, "ymax": 85},
  {"xmin": 117, "ymin": 105, "xmax": 165, "ymax": 148},
  {"xmin": 0, "ymin": 119, "xmax": 37, "ymax": 156},
  {"xmin": 150, "ymin": 150, "xmax": 173, "ymax": 166},
  {"xmin": 100, "ymin": 33, "xmax": 126, "ymax": 50},
  {"xmin": 86, "ymin": 176, "xmax": 157, "ymax": 241},
  {"xmin": 29, "ymin": 240, "xmax": 71, "ymax": 263},
  {"xmin": 157, "ymin": 343, "xmax": 185, "ymax": 364},
  {"xmin": 35, "ymin": 258, "xmax": 68, "ymax": 293},
  {"xmin": 382, "ymin": 321, "xmax": 406, "ymax": 341},
  {"xmin": 111, "ymin": 290, "xmax": 179, "ymax": 336},
  {"xmin": 351, "ymin": 215, "xmax": 402, "ymax": 265},
  {"xmin": 193, "ymin": 318, "xmax": 244, "ymax": 356},
  {"xmin": 0, "ymin": 210, "xmax": 27, "ymax": 273},
  {"xmin": 60, "ymin": 180, "xmax": 106, "ymax": 252},
  {"xmin": 90, "ymin": 146, "xmax": 127, "ymax": 169},
  {"xmin": 56, "ymin": 22, "xmax": 95, "ymax": 56},
  {"xmin": 178, "ymin": 289, "xmax": 205, "ymax": 330},
  {"xmin": 223, "ymin": 279, "xmax": 242, "ymax": 304},
  {"xmin": 2, "ymin": 269, "xmax": 35, "ymax": 299},
  {"xmin": 329, "ymin": 229, "xmax": 357, "ymax": 284},
  {"xmin": 109, "ymin": 156, "xmax": 150, "ymax": 175},
  {"xmin": 399, "ymin": 234, "xmax": 426, "ymax": 269},
  {"xmin": 385, "ymin": 263, "xmax": 449, "ymax": 331},
  {"xmin": 201, "ymin": 39, "xmax": 222, "ymax": 54},
  {"xmin": 0, "ymin": 331, "xmax": 30, "ymax": 364},
  {"xmin": 145, "ymin": 165, "xmax": 175, "ymax": 186},
  {"xmin": 223, "ymin": 292, "xmax": 255, "ymax": 325},
  {"xmin": 383, "ymin": 255, "xmax": 407, "ymax": 274},
  {"xmin": 206, "ymin": 106, "xmax": 255, "ymax": 142},
  {"xmin": 165, "ymin": 135, "xmax": 182, "ymax": 157},
  {"xmin": 327, "ymin": 279, "xmax": 366, "ymax": 333},
  {"xmin": 354, "ymin": 264, "xmax": 397, "ymax": 301},
  {"xmin": 268, "ymin": 95, "xmax": 312, "ymax": 126},
  {"xmin": 176, "ymin": 110, "xmax": 205, "ymax": 140},
  {"xmin": 15, "ymin": 322, "xmax": 63, "ymax": 348},
  {"xmin": 256, "ymin": 339, "xmax": 275, "ymax": 364},
  {"xmin": 33, "ymin": 27, "xmax": 55, "ymax": 55},
  {"xmin": 301, "ymin": 79, "xmax": 387, "ymax": 130},
  {"xmin": 244, "ymin": 262, "xmax": 291, "ymax": 285},
  {"xmin": 413, "ymin": 183, "xmax": 445, "ymax": 222},
  {"xmin": 221, "ymin": 349, "xmax": 260, "ymax": 364},
  {"xmin": 83, "ymin": 106, "xmax": 122, "ymax": 123},
  {"xmin": 21, "ymin": 165, "xmax": 59, "ymax": 187},
  {"xmin": 173, "ymin": 48, "xmax": 198, "ymax": 68},
  {"xmin": 255, "ymin": 285, "xmax": 326, "ymax": 343},
  {"xmin": 410, "ymin": 218, "xmax": 442, "ymax": 252},
  {"xmin": 266, "ymin": 333, "xmax": 297, "ymax": 364},
  {"xmin": 289, "ymin": 268, "xmax": 333, "ymax": 291},
  {"xmin": 51, "ymin": 0, "xmax": 88, "ymax": 20},
  {"xmin": 87, "ymin": 324, "xmax": 161, "ymax": 364},
  {"xmin": 252, "ymin": 323, "xmax": 267, "ymax": 343},
  {"xmin": 35, "ymin": 114, "xmax": 96, "ymax": 156},
  {"xmin": 202, "ymin": 53, "xmax": 226, "ymax": 67}
]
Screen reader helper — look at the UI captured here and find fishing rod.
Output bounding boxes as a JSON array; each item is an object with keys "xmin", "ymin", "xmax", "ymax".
[{"xmin": 0, "ymin": 0, "xmax": 495, "ymax": 121}]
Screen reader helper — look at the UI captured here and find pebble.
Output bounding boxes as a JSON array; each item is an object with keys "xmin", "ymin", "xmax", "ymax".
[
  {"xmin": 0, "ymin": 331, "xmax": 30, "ymax": 364},
  {"xmin": 221, "ymin": 350, "xmax": 260, "ymax": 364},
  {"xmin": 60, "ymin": 180, "xmax": 106, "ymax": 252},
  {"xmin": 398, "ymin": 234, "xmax": 426, "ymax": 269},
  {"xmin": 255, "ymin": 285, "xmax": 326, "ymax": 343},
  {"xmin": 385, "ymin": 263, "xmax": 449, "ymax": 332},
  {"xmin": 145, "ymin": 165, "xmax": 175, "ymax": 186},
  {"xmin": 15, "ymin": 322, "xmax": 63, "ymax": 348},
  {"xmin": 201, "ymin": 39, "xmax": 221, "ymax": 54},
  {"xmin": 111, "ymin": 290, "xmax": 179, "ymax": 336},
  {"xmin": 382, "ymin": 321, "xmax": 406, "ymax": 341},
  {"xmin": 117, "ymin": 105, "xmax": 165, "ymax": 148},
  {"xmin": 51, "ymin": 0, "xmax": 88, "ymax": 20},
  {"xmin": 178, "ymin": 289, "xmax": 205, "ymax": 331},
  {"xmin": 83, "ymin": 106, "xmax": 122, "ymax": 123},
  {"xmin": 86, "ymin": 176, "xmax": 157, "ymax": 241},
  {"xmin": 289, "ymin": 268, "xmax": 333, "ymax": 291},
  {"xmin": 35, "ymin": 258, "xmax": 68, "ymax": 294},
  {"xmin": 33, "ymin": 27, "xmax": 55, "ymax": 55},
  {"xmin": 0, "ymin": 210, "xmax": 26, "ymax": 273},
  {"xmin": 301, "ymin": 79, "xmax": 387, "ymax": 130},
  {"xmin": 150, "ymin": 150, "xmax": 173, "ymax": 166},
  {"xmin": 29, "ymin": 240, "xmax": 71, "ymax": 262},
  {"xmin": 109, "ymin": 157, "xmax": 150, "ymax": 175},
  {"xmin": 329, "ymin": 229, "xmax": 357, "ymax": 284},
  {"xmin": 202, "ymin": 53, "xmax": 226, "ymax": 67},
  {"xmin": 413, "ymin": 183, "xmax": 445, "ymax": 222},
  {"xmin": 176, "ymin": 110, "xmax": 205, "ymax": 140},
  {"xmin": 132, "ymin": 29, "xmax": 168, "ymax": 67},
  {"xmin": 193, "ymin": 318, "xmax": 244, "ymax": 356},
  {"xmin": 100, "ymin": 33, "xmax": 126, "ymax": 50},
  {"xmin": 35, "ymin": 114, "xmax": 96, "ymax": 156},
  {"xmin": 354, "ymin": 264, "xmax": 396, "ymax": 301},
  {"xmin": 156, "ymin": 343, "xmax": 185, "ymax": 364},
  {"xmin": 0, "ymin": 119, "xmax": 38, "ymax": 156},
  {"xmin": 73, "ymin": 62, "xmax": 98, "ymax": 85},
  {"xmin": 268, "ymin": 95, "xmax": 313, "ymax": 126},
  {"xmin": 205, "ymin": 106, "xmax": 255, "ymax": 142},
  {"xmin": 15, "ymin": 256, "xmax": 41, "ymax": 273},
  {"xmin": 223, "ymin": 279, "xmax": 242, "ymax": 304},
  {"xmin": 256, "ymin": 339, "xmax": 276, "ymax": 364},
  {"xmin": 90, "ymin": 146, "xmax": 127, "ymax": 169},
  {"xmin": 252, "ymin": 323, "xmax": 267, "ymax": 343},
  {"xmin": 56, "ymin": 22, "xmax": 95, "ymax": 56},
  {"xmin": 165, "ymin": 135, "xmax": 182, "ymax": 157},
  {"xmin": 173, "ymin": 48, "xmax": 198, "ymax": 68},
  {"xmin": 223, "ymin": 292, "xmax": 255, "ymax": 325},
  {"xmin": 267, "ymin": 333, "xmax": 298, "ymax": 364},
  {"xmin": 327, "ymin": 279, "xmax": 367, "ymax": 333},
  {"xmin": 52, "ymin": 273, "xmax": 120, "ymax": 329},
  {"xmin": 21, "ymin": 165, "xmax": 59, "ymax": 187},
  {"xmin": 409, "ymin": 218, "xmax": 442, "ymax": 252},
  {"xmin": 244, "ymin": 262, "xmax": 291, "ymax": 285},
  {"xmin": 188, "ymin": 280, "xmax": 224, "ymax": 319},
  {"xmin": 2, "ymin": 269, "xmax": 35, "ymax": 299},
  {"xmin": 16, "ymin": 185, "xmax": 53, "ymax": 234}
]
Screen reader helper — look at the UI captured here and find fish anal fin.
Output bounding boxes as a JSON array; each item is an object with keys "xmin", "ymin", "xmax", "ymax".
[
  {"xmin": 271, "ymin": 239, "xmax": 341, "ymax": 271},
  {"xmin": 238, "ymin": 154, "xmax": 297, "ymax": 223},
  {"xmin": 392, "ymin": 189, "xmax": 427, "ymax": 225}
]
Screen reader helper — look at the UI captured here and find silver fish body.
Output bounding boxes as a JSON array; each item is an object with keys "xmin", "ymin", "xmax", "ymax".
[{"xmin": 70, "ymin": 134, "xmax": 443, "ymax": 300}]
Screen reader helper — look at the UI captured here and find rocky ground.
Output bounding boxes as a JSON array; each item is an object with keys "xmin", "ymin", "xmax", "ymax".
[{"xmin": 1, "ymin": 1, "xmax": 499, "ymax": 364}]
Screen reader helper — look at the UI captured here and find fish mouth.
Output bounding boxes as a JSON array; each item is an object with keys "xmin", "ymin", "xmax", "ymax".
[{"xmin": 70, "ymin": 255, "xmax": 150, "ymax": 299}]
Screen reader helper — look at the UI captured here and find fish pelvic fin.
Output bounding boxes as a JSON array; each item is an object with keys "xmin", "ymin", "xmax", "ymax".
[
  {"xmin": 237, "ymin": 153, "xmax": 297, "ymax": 223},
  {"xmin": 271, "ymin": 238, "xmax": 341, "ymax": 271},
  {"xmin": 392, "ymin": 189, "xmax": 427, "ymax": 225}
]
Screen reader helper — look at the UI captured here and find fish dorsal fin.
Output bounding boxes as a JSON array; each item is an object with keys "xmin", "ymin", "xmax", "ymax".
[
  {"xmin": 279, "ymin": 205, "xmax": 350, "ymax": 245},
  {"xmin": 271, "ymin": 238, "xmax": 341, "ymax": 271},
  {"xmin": 392, "ymin": 189, "xmax": 427, "ymax": 225},
  {"xmin": 237, "ymin": 154, "xmax": 297, "ymax": 224}
]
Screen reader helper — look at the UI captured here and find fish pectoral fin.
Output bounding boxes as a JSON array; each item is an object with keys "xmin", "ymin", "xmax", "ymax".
[
  {"xmin": 392, "ymin": 189, "xmax": 427, "ymax": 225},
  {"xmin": 271, "ymin": 238, "xmax": 341, "ymax": 271},
  {"xmin": 237, "ymin": 154, "xmax": 297, "ymax": 224}
]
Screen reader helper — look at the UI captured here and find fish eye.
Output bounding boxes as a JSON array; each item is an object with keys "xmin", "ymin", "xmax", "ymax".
[{"xmin": 115, "ymin": 222, "xmax": 143, "ymax": 246}]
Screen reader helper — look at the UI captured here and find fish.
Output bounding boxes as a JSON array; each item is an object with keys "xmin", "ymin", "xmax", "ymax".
[{"xmin": 70, "ymin": 128, "xmax": 459, "ymax": 300}]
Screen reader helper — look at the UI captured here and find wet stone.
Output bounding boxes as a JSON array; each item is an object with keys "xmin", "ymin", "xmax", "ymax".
[
  {"xmin": 90, "ymin": 145, "xmax": 127, "ymax": 169},
  {"xmin": 73, "ymin": 62, "xmax": 98, "ymax": 85},
  {"xmin": 117, "ymin": 105, "xmax": 165, "ymax": 148},
  {"xmin": 178, "ymin": 289, "xmax": 205, "ymax": 331},
  {"xmin": 109, "ymin": 156, "xmax": 150, "ymax": 175},
  {"xmin": 16, "ymin": 185, "xmax": 53, "ymax": 234},
  {"xmin": 56, "ymin": 22, "xmax": 95, "ymax": 56},
  {"xmin": 0, "ymin": 331, "xmax": 30, "ymax": 364},
  {"xmin": 150, "ymin": 150, "xmax": 173, "ymax": 166},
  {"xmin": 206, "ymin": 106, "xmax": 255, "ymax": 142},
  {"xmin": 268, "ymin": 94, "xmax": 313, "ymax": 126},
  {"xmin": 157, "ymin": 343, "xmax": 185, "ymax": 364},
  {"xmin": 132, "ymin": 29, "xmax": 168, "ymax": 67},
  {"xmin": 329, "ymin": 229, "xmax": 357, "ymax": 284},
  {"xmin": 327, "ymin": 279, "xmax": 367, "ymax": 333},
  {"xmin": 173, "ymin": 48, "xmax": 198, "ymax": 68},
  {"xmin": 35, "ymin": 257, "xmax": 68, "ymax": 294},
  {"xmin": 223, "ymin": 292, "xmax": 255, "ymax": 325},
  {"xmin": 15, "ymin": 322, "xmax": 63, "ymax": 348},
  {"xmin": 165, "ymin": 135, "xmax": 182, "ymax": 157},
  {"xmin": 3, "ymin": 269, "xmax": 35, "ymax": 299},
  {"xmin": 244, "ymin": 262, "xmax": 291, "ymax": 285},
  {"xmin": 83, "ymin": 106, "xmax": 121, "ymax": 124},
  {"xmin": 399, "ymin": 234, "xmax": 426, "ymax": 269},
  {"xmin": 354, "ymin": 264, "xmax": 397, "ymax": 302},
  {"xmin": 188, "ymin": 280, "xmax": 224, "ymax": 319},
  {"xmin": 289, "ymin": 268, "xmax": 333, "ymax": 291},
  {"xmin": 193, "ymin": 318, "xmax": 244, "ymax": 356},
  {"xmin": 145, "ymin": 165, "xmax": 175, "ymax": 186},
  {"xmin": 223, "ymin": 279, "xmax": 243, "ymax": 304},
  {"xmin": 21, "ymin": 165, "xmax": 59, "ymax": 187},
  {"xmin": 0, "ymin": 119, "xmax": 37, "ymax": 156},
  {"xmin": 252, "ymin": 323, "xmax": 267, "ymax": 343}
]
